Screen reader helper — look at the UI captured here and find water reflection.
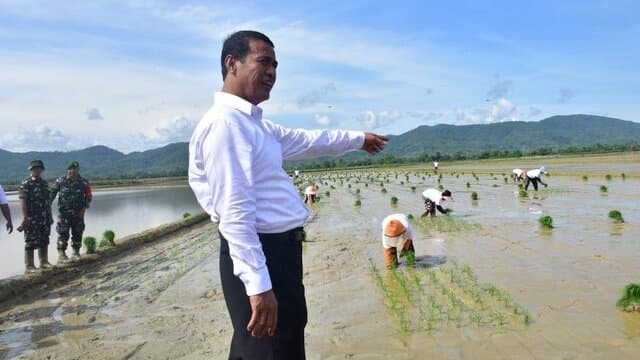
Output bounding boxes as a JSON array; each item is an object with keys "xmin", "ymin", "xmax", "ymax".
[{"xmin": 0, "ymin": 186, "xmax": 201, "ymax": 279}]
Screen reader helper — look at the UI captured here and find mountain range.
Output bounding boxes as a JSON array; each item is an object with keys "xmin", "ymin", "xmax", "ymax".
[{"xmin": 1, "ymin": 114, "xmax": 638, "ymax": 183}]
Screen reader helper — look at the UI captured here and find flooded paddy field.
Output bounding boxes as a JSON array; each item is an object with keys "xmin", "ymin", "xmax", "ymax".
[{"xmin": 0, "ymin": 154, "xmax": 638, "ymax": 359}]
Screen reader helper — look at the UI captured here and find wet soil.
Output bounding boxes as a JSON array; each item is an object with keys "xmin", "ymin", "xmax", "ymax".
[{"xmin": 1, "ymin": 160, "xmax": 639, "ymax": 359}]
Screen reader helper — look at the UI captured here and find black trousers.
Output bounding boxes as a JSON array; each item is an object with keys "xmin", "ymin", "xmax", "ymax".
[
  {"xmin": 220, "ymin": 228, "xmax": 307, "ymax": 360},
  {"xmin": 524, "ymin": 177, "xmax": 539, "ymax": 190}
]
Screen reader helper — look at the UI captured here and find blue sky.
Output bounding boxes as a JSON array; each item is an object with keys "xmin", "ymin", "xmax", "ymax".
[{"xmin": 1, "ymin": 0, "xmax": 638, "ymax": 153}]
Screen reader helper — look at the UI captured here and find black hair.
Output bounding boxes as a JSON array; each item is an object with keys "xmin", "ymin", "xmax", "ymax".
[
  {"xmin": 221, "ymin": 30, "xmax": 274, "ymax": 80},
  {"xmin": 442, "ymin": 190, "xmax": 452, "ymax": 197}
]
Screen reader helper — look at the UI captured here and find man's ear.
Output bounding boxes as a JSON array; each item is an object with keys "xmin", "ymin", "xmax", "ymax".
[{"xmin": 224, "ymin": 55, "xmax": 237, "ymax": 76}]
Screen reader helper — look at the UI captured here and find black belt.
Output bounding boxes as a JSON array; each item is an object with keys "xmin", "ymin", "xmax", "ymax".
[{"xmin": 258, "ymin": 227, "xmax": 305, "ymax": 242}]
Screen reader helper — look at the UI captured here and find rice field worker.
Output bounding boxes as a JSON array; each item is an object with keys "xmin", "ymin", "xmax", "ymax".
[
  {"xmin": 512, "ymin": 168, "xmax": 525, "ymax": 182},
  {"xmin": 421, "ymin": 188, "xmax": 453, "ymax": 217},
  {"xmin": 50, "ymin": 161, "xmax": 93, "ymax": 262},
  {"xmin": 0, "ymin": 184, "xmax": 13, "ymax": 234},
  {"xmin": 524, "ymin": 166, "xmax": 548, "ymax": 191},
  {"xmin": 381, "ymin": 213, "xmax": 415, "ymax": 269},
  {"xmin": 18, "ymin": 160, "xmax": 53, "ymax": 273},
  {"xmin": 188, "ymin": 30, "xmax": 388, "ymax": 359},
  {"xmin": 304, "ymin": 185, "xmax": 317, "ymax": 204}
]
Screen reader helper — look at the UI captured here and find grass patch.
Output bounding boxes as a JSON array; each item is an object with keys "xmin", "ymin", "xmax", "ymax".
[
  {"xmin": 538, "ymin": 215, "xmax": 554, "ymax": 229},
  {"xmin": 616, "ymin": 283, "xmax": 640, "ymax": 313},
  {"xmin": 368, "ymin": 260, "xmax": 530, "ymax": 333},
  {"xmin": 411, "ymin": 215, "xmax": 481, "ymax": 236},
  {"xmin": 84, "ymin": 236, "xmax": 97, "ymax": 254},
  {"xmin": 608, "ymin": 210, "xmax": 624, "ymax": 223}
]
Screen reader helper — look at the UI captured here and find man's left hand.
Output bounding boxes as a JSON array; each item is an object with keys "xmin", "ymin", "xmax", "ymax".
[{"xmin": 362, "ymin": 132, "xmax": 388, "ymax": 154}]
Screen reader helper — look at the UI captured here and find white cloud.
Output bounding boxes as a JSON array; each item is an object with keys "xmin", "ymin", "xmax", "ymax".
[
  {"xmin": 529, "ymin": 106, "xmax": 542, "ymax": 118},
  {"xmin": 143, "ymin": 115, "xmax": 198, "ymax": 145},
  {"xmin": 297, "ymin": 83, "xmax": 336, "ymax": 109},
  {"xmin": 487, "ymin": 98, "xmax": 517, "ymax": 123},
  {"xmin": 85, "ymin": 107, "xmax": 104, "ymax": 120},
  {"xmin": 314, "ymin": 114, "xmax": 331, "ymax": 126},
  {"xmin": 557, "ymin": 88, "xmax": 576, "ymax": 103},
  {"xmin": 1, "ymin": 125, "xmax": 71, "ymax": 152},
  {"xmin": 486, "ymin": 79, "xmax": 513, "ymax": 100}
]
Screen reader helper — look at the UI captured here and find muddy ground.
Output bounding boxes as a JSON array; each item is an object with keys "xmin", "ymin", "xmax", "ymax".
[{"xmin": 1, "ymin": 158, "xmax": 639, "ymax": 359}]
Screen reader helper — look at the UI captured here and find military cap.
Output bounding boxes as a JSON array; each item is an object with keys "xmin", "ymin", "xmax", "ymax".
[
  {"xmin": 66, "ymin": 161, "xmax": 80, "ymax": 170},
  {"xmin": 28, "ymin": 159, "xmax": 45, "ymax": 170}
]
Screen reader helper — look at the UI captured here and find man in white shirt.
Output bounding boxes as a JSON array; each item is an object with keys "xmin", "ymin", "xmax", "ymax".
[
  {"xmin": 0, "ymin": 184, "xmax": 13, "ymax": 233},
  {"xmin": 512, "ymin": 168, "xmax": 525, "ymax": 182},
  {"xmin": 524, "ymin": 166, "xmax": 548, "ymax": 191},
  {"xmin": 421, "ymin": 188, "xmax": 452, "ymax": 217},
  {"xmin": 381, "ymin": 214, "xmax": 414, "ymax": 269},
  {"xmin": 433, "ymin": 160, "xmax": 439, "ymax": 172},
  {"xmin": 188, "ymin": 30, "xmax": 388, "ymax": 359}
]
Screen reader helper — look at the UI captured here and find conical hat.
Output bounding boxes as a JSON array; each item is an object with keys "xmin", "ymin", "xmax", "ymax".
[{"xmin": 384, "ymin": 220, "xmax": 406, "ymax": 237}]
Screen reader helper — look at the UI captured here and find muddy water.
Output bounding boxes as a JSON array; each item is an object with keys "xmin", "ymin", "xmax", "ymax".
[
  {"xmin": 0, "ymin": 162, "xmax": 639, "ymax": 359},
  {"xmin": 0, "ymin": 186, "xmax": 201, "ymax": 279}
]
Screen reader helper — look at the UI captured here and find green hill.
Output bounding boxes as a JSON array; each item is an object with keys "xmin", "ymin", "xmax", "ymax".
[{"xmin": 1, "ymin": 114, "xmax": 638, "ymax": 183}]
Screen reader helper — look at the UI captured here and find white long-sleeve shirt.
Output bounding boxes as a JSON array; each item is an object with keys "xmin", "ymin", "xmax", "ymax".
[
  {"xmin": 381, "ymin": 214, "xmax": 413, "ymax": 249},
  {"xmin": 189, "ymin": 91, "xmax": 364, "ymax": 296},
  {"xmin": 422, "ymin": 188, "xmax": 443, "ymax": 205},
  {"xmin": 526, "ymin": 168, "xmax": 544, "ymax": 178},
  {"xmin": 0, "ymin": 185, "xmax": 8, "ymax": 205}
]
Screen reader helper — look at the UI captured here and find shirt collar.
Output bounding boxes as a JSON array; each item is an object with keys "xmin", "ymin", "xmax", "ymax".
[{"xmin": 214, "ymin": 91, "xmax": 263, "ymax": 119}]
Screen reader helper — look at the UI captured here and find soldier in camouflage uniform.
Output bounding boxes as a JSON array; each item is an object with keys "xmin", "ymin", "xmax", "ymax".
[
  {"xmin": 50, "ymin": 161, "xmax": 92, "ymax": 262},
  {"xmin": 18, "ymin": 160, "xmax": 54, "ymax": 273}
]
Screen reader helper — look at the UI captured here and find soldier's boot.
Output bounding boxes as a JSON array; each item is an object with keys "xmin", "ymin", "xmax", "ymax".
[
  {"xmin": 70, "ymin": 248, "xmax": 81, "ymax": 262},
  {"xmin": 58, "ymin": 249, "xmax": 69, "ymax": 263},
  {"xmin": 38, "ymin": 248, "xmax": 53, "ymax": 269},
  {"xmin": 24, "ymin": 250, "xmax": 37, "ymax": 274}
]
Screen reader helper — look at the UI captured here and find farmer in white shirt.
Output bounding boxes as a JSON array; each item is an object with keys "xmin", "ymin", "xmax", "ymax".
[
  {"xmin": 303, "ymin": 185, "xmax": 317, "ymax": 204},
  {"xmin": 421, "ymin": 188, "xmax": 452, "ymax": 217},
  {"xmin": 433, "ymin": 160, "xmax": 439, "ymax": 171},
  {"xmin": 188, "ymin": 30, "xmax": 388, "ymax": 359},
  {"xmin": 0, "ymin": 184, "xmax": 13, "ymax": 233},
  {"xmin": 524, "ymin": 166, "xmax": 548, "ymax": 191},
  {"xmin": 512, "ymin": 168, "xmax": 525, "ymax": 182},
  {"xmin": 381, "ymin": 214, "xmax": 415, "ymax": 269}
]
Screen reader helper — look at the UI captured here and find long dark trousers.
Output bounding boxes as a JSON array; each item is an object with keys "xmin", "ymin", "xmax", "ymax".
[
  {"xmin": 220, "ymin": 228, "xmax": 307, "ymax": 360},
  {"xmin": 524, "ymin": 177, "xmax": 539, "ymax": 191}
]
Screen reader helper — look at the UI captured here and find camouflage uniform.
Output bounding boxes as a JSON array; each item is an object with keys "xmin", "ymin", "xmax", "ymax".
[
  {"xmin": 18, "ymin": 176, "xmax": 51, "ymax": 250},
  {"xmin": 50, "ymin": 175, "xmax": 92, "ymax": 251}
]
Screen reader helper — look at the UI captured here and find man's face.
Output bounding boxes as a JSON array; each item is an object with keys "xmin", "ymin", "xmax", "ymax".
[
  {"xmin": 30, "ymin": 167, "xmax": 43, "ymax": 178},
  {"xmin": 233, "ymin": 39, "xmax": 277, "ymax": 105},
  {"xmin": 67, "ymin": 167, "xmax": 79, "ymax": 178}
]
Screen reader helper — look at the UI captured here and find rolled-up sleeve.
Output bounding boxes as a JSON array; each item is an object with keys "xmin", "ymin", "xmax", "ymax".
[
  {"xmin": 264, "ymin": 120, "xmax": 365, "ymax": 161},
  {"xmin": 202, "ymin": 119, "xmax": 272, "ymax": 296}
]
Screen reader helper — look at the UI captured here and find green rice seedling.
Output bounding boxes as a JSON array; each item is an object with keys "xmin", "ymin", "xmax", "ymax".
[
  {"xmin": 381, "ymin": 188, "xmax": 387, "ymax": 194},
  {"xmin": 539, "ymin": 215, "xmax": 554, "ymax": 229},
  {"xmin": 466, "ymin": 182, "xmax": 470, "ymax": 188},
  {"xmin": 365, "ymin": 183, "xmax": 368, "ymax": 187},
  {"xmin": 354, "ymin": 199, "xmax": 361, "ymax": 207},
  {"xmin": 616, "ymin": 283, "xmax": 640, "ymax": 313},
  {"xmin": 410, "ymin": 186, "xmax": 416, "ymax": 193},
  {"xmin": 608, "ymin": 210, "xmax": 624, "ymax": 223},
  {"xmin": 438, "ymin": 184, "xmax": 444, "ymax": 191},
  {"xmin": 504, "ymin": 177, "xmax": 508, "ymax": 183},
  {"xmin": 355, "ymin": 188, "xmax": 360, "ymax": 195},
  {"xmin": 518, "ymin": 190, "xmax": 528, "ymax": 198},
  {"xmin": 348, "ymin": 184, "xmax": 351, "ymax": 188},
  {"xmin": 470, "ymin": 311, "xmax": 482, "ymax": 326},
  {"xmin": 99, "ymin": 229, "xmax": 116, "ymax": 248},
  {"xmin": 407, "ymin": 214, "xmax": 414, "ymax": 220},
  {"xmin": 492, "ymin": 184, "xmax": 498, "ymax": 188},
  {"xmin": 182, "ymin": 212, "xmax": 191, "ymax": 218},
  {"xmin": 600, "ymin": 185, "xmax": 608, "ymax": 193},
  {"xmin": 83, "ymin": 236, "xmax": 97, "ymax": 254},
  {"xmin": 325, "ymin": 191, "xmax": 331, "ymax": 197},
  {"xmin": 605, "ymin": 174, "xmax": 612, "ymax": 181},
  {"xmin": 582, "ymin": 175, "xmax": 588, "ymax": 181},
  {"xmin": 390, "ymin": 196, "xmax": 399, "ymax": 206},
  {"xmin": 621, "ymin": 173, "xmax": 626, "ymax": 180},
  {"xmin": 330, "ymin": 185, "xmax": 335, "ymax": 189}
]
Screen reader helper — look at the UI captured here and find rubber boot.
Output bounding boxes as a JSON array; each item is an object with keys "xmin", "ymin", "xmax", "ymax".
[
  {"xmin": 58, "ymin": 249, "xmax": 69, "ymax": 263},
  {"xmin": 24, "ymin": 250, "xmax": 37, "ymax": 274},
  {"xmin": 38, "ymin": 248, "xmax": 52, "ymax": 269},
  {"xmin": 71, "ymin": 248, "xmax": 81, "ymax": 262}
]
